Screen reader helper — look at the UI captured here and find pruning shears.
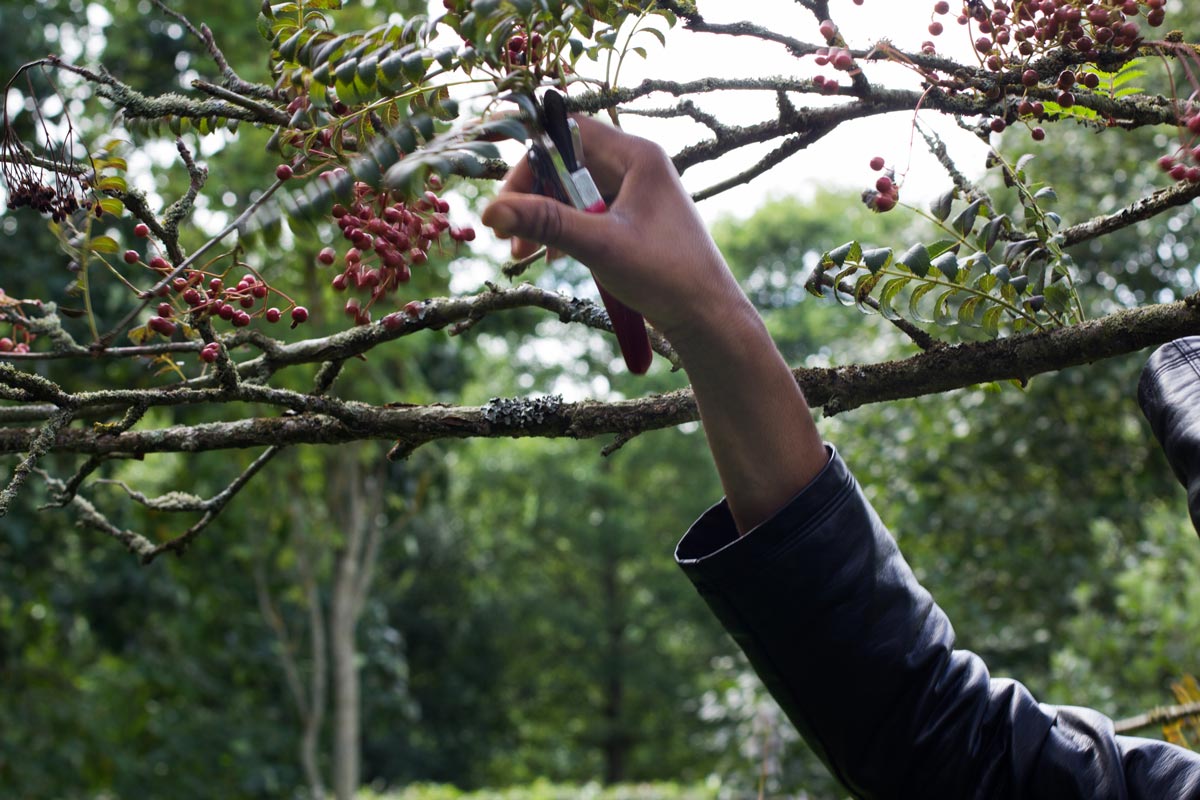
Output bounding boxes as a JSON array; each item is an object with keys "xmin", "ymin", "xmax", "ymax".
[{"xmin": 521, "ymin": 89, "xmax": 653, "ymax": 375}]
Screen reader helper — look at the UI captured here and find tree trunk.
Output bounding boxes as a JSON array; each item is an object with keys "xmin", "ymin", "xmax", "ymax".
[
  {"xmin": 600, "ymin": 541, "xmax": 628, "ymax": 784},
  {"xmin": 329, "ymin": 451, "xmax": 387, "ymax": 800}
]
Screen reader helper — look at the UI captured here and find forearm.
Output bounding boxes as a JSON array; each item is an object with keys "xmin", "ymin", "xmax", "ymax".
[{"xmin": 668, "ymin": 295, "xmax": 827, "ymax": 533}]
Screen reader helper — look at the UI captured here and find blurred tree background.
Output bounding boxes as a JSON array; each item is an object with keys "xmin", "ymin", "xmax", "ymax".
[{"xmin": 3, "ymin": 1, "xmax": 1200, "ymax": 799}]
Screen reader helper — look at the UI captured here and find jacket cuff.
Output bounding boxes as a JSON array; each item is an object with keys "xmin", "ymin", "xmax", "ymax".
[{"xmin": 674, "ymin": 443, "xmax": 841, "ymax": 571}]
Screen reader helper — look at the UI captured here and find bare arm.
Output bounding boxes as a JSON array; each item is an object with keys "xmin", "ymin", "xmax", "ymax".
[{"xmin": 481, "ymin": 117, "xmax": 826, "ymax": 531}]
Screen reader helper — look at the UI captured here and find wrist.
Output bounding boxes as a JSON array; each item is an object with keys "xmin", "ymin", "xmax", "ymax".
[{"xmin": 662, "ymin": 290, "xmax": 768, "ymax": 370}]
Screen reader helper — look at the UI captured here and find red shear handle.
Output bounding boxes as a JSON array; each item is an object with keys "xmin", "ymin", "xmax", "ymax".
[{"xmin": 580, "ymin": 195, "xmax": 652, "ymax": 374}]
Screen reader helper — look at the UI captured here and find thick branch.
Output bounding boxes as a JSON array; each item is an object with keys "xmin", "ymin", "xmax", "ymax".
[{"xmin": 1, "ymin": 299, "xmax": 1196, "ymax": 456}]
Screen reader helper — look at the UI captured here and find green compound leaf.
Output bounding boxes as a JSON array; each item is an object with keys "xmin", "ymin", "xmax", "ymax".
[
  {"xmin": 861, "ymin": 247, "xmax": 893, "ymax": 273},
  {"xmin": 898, "ymin": 243, "xmax": 930, "ymax": 277}
]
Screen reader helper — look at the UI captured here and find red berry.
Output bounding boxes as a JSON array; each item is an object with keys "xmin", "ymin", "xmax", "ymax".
[
  {"xmin": 929, "ymin": 21, "xmax": 943, "ymax": 35},
  {"xmin": 149, "ymin": 256, "xmax": 171, "ymax": 272},
  {"xmin": 0, "ymin": 337, "xmax": 13, "ymax": 352},
  {"xmin": 1031, "ymin": 127, "xmax": 1046, "ymax": 141},
  {"xmin": 317, "ymin": 247, "xmax": 336, "ymax": 266},
  {"xmin": 183, "ymin": 288, "xmax": 202, "ymax": 306},
  {"xmin": 199, "ymin": 345, "xmax": 218, "ymax": 363},
  {"xmin": 876, "ymin": 175, "xmax": 894, "ymax": 194},
  {"xmin": 157, "ymin": 303, "xmax": 173, "ymax": 318},
  {"xmin": 1170, "ymin": 164, "xmax": 1188, "ymax": 181},
  {"xmin": 1022, "ymin": 69, "xmax": 1039, "ymax": 87},
  {"xmin": 265, "ymin": 307, "xmax": 282, "ymax": 323},
  {"xmin": 148, "ymin": 316, "xmax": 177, "ymax": 336},
  {"xmin": 275, "ymin": 164, "xmax": 294, "ymax": 181},
  {"xmin": 871, "ymin": 192, "xmax": 897, "ymax": 213},
  {"xmin": 123, "ymin": 250, "xmax": 140, "ymax": 265},
  {"xmin": 1187, "ymin": 115, "xmax": 1200, "ymax": 135},
  {"xmin": 990, "ymin": 118, "xmax": 1006, "ymax": 133},
  {"xmin": 291, "ymin": 306, "xmax": 309, "ymax": 325},
  {"xmin": 819, "ymin": 19, "xmax": 837, "ymax": 40},
  {"xmin": 832, "ymin": 50, "xmax": 854, "ymax": 70},
  {"xmin": 134, "ymin": 223, "xmax": 150, "ymax": 238},
  {"xmin": 1159, "ymin": 155, "xmax": 1176, "ymax": 172},
  {"xmin": 218, "ymin": 303, "xmax": 236, "ymax": 320},
  {"xmin": 934, "ymin": 0, "xmax": 950, "ymax": 13},
  {"xmin": 869, "ymin": 156, "xmax": 886, "ymax": 171},
  {"xmin": 233, "ymin": 310, "xmax": 251, "ymax": 327}
]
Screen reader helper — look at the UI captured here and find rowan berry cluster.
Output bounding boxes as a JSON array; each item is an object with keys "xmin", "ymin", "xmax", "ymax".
[
  {"xmin": 4, "ymin": 179, "xmax": 94, "ymax": 222},
  {"xmin": 0, "ymin": 289, "xmax": 32, "ymax": 354},
  {"xmin": 812, "ymin": 22, "xmax": 856, "ymax": 94},
  {"xmin": 929, "ymin": 0, "xmax": 1165, "ymax": 66},
  {"xmin": 918, "ymin": 1, "xmax": 1167, "ymax": 140},
  {"xmin": 320, "ymin": 176, "xmax": 474, "ymax": 326},
  {"xmin": 863, "ymin": 156, "xmax": 901, "ymax": 213},
  {"xmin": 1157, "ymin": 114, "xmax": 1200, "ymax": 184}
]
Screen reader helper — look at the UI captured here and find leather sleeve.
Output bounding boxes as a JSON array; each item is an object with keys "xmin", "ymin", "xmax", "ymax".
[{"xmin": 675, "ymin": 447, "xmax": 1200, "ymax": 799}]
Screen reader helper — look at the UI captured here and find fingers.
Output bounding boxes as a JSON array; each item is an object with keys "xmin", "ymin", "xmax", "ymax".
[{"xmin": 481, "ymin": 192, "xmax": 614, "ymax": 265}]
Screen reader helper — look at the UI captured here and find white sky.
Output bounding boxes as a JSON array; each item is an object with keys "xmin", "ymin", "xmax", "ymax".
[{"xmin": 591, "ymin": 0, "xmax": 989, "ymax": 222}]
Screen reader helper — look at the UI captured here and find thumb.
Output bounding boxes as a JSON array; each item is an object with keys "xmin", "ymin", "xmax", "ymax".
[{"xmin": 482, "ymin": 194, "xmax": 611, "ymax": 262}]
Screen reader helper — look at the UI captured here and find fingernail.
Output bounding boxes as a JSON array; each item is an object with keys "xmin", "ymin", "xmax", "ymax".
[{"xmin": 484, "ymin": 204, "xmax": 517, "ymax": 238}]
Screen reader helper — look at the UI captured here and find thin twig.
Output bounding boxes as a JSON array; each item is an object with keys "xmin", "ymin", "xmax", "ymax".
[
  {"xmin": 145, "ymin": 445, "xmax": 284, "ymax": 561},
  {"xmin": 0, "ymin": 408, "xmax": 75, "ymax": 517},
  {"xmin": 36, "ymin": 469, "xmax": 158, "ymax": 559},
  {"xmin": 1113, "ymin": 700, "xmax": 1200, "ymax": 734}
]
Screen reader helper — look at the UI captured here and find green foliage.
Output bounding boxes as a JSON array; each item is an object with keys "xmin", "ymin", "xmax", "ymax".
[
  {"xmin": 809, "ymin": 150, "xmax": 1090, "ymax": 337},
  {"xmin": 365, "ymin": 780, "xmax": 719, "ymax": 800}
]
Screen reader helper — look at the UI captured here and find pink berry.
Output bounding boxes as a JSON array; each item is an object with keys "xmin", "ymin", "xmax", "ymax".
[
  {"xmin": 134, "ymin": 223, "xmax": 150, "ymax": 238},
  {"xmin": 149, "ymin": 256, "xmax": 171, "ymax": 272},
  {"xmin": 123, "ymin": 250, "xmax": 140, "ymax": 265},
  {"xmin": 869, "ymin": 156, "xmax": 886, "ymax": 171},
  {"xmin": 148, "ymin": 316, "xmax": 177, "ymax": 336},
  {"xmin": 199, "ymin": 346, "xmax": 218, "ymax": 363},
  {"xmin": 872, "ymin": 193, "xmax": 897, "ymax": 213},
  {"xmin": 0, "ymin": 337, "xmax": 13, "ymax": 352},
  {"xmin": 819, "ymin": 19, "xmax": 837, "ymax": 40},
  {"xmin": 929, "ymin": 21, "xmax": 944, "ymax": 35}
]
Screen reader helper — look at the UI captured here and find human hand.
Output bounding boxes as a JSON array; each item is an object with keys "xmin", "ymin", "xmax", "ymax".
[{"xmin": 481, "ymin": 117, "xmax": 752, "ymax": 347}]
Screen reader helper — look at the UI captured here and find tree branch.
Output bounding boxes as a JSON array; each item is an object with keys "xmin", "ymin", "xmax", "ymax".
[
  {"xmin": 1, "ymin": 297, "xmax": 1195, "ymax": 457},
  {"xmin": 1113, "ymin": 700, "xmax": 1200, "ymax": 735}
]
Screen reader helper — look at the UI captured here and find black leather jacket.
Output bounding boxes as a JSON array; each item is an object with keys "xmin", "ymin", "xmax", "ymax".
[{"xmin": 676, "ymin": 339, "xmax": 1200, "ymax": 799}]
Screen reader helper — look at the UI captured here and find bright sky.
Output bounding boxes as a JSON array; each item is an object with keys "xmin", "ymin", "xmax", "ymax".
[{"xmin": 599, "ymin": 0, "xmax": 989, "ymax": 222}]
